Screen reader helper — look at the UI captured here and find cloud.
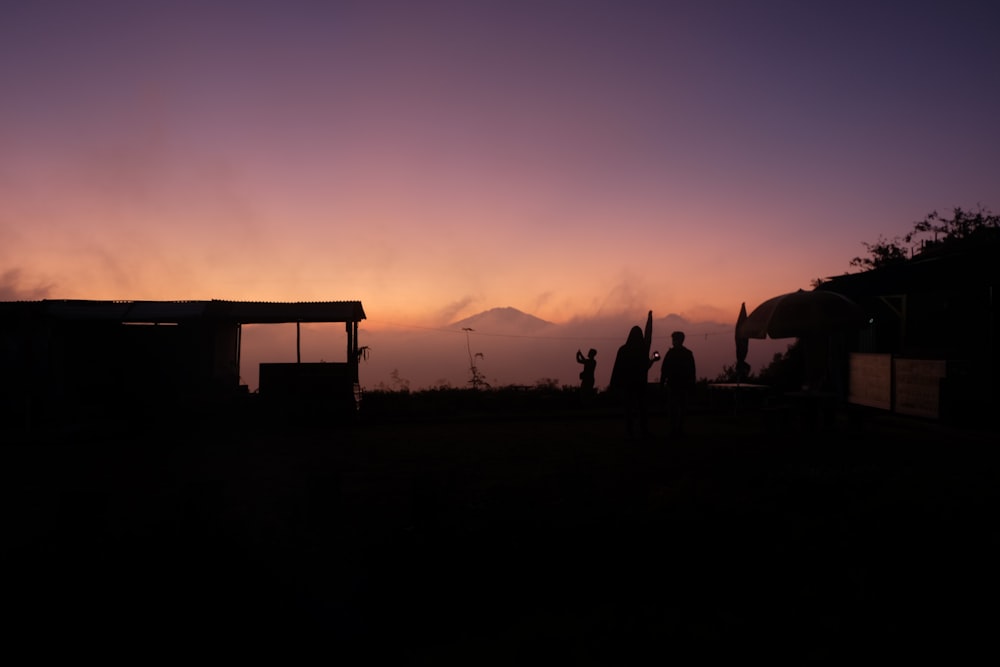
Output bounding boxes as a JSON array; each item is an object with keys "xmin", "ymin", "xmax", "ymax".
[
  {"xmin": 0, "ymin": 269, "xmax": 54, "ymax": 300},
  {"xmin": 532, "ymin": 290, "xmax": 554, "ymax": 312},
  {"xmin": 680, "ymin": 303, "xmax": 735, "ymax": 325},
  {"xmin": 433, "ymin": 295, "xmax": 479, "ymax": 324},
  {"xmin": 592, "ymin": 271, "xmax": 655, "ymax": 318}
]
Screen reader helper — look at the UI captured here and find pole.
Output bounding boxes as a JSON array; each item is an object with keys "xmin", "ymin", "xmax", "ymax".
[
  {"xmin": 347, "ymin": 320, "xmax": 356, "ymax": 381},
  {"xmin": 236, "ymin": 323, "xmax": 242, "ymax": 385}
]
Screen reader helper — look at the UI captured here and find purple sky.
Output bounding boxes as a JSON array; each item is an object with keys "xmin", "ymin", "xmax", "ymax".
[{"xmin": 2, "ymin": 1, "xmax": 998, "ymax": 386}]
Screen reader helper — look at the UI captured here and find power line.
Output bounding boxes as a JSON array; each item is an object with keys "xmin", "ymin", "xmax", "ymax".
[{"xmin": 367, "ymin": 320, "xmax": 736, "ymax": 342}]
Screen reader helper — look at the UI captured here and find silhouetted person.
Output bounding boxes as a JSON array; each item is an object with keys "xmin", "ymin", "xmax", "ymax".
[
  {"xmin": 660, "ymin": 330, "xmax": 696, "ymax": 437},
  {"xmin": 576, "ymin": 348, "xmax": 597, "ymax": 395},
  {"xmin": 610, "ymin": 311, "xmax": 658, "ymax": 437}
]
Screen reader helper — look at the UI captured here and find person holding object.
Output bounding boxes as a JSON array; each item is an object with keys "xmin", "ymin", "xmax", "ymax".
[
  {"xmin": 576, "ymin": 348, "xmax": 597, "ymax": 395},
  {"xmin": 610, "ymin": 311, "xmax": 659, "ymax": 438}
]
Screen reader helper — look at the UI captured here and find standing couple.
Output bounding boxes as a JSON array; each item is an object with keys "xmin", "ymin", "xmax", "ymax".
[{"xmin": 610, "ymin": 311, "xmax": 695, "ymax": 438}]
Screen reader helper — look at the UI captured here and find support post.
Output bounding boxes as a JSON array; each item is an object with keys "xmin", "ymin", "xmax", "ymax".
[
  {"xmin": 346, "ymin": 320, "xmax": 356, "ymax": 381},
  {"xmin": 236, "ymin": 323, "xmax": 242, "ymax": 383}
]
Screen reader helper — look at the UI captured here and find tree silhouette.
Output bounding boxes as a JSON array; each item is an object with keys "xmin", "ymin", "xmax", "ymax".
[
  {"xmin": 850, "ymin": 234, "xmax": 910, "ymax": 271},
  {"xmin": 851, "ymin": 205, "xmax": 998, "ymax": 271},
  {"xmin": 910, "ymin": 205, "xmax": 999, "ymax": 247}
]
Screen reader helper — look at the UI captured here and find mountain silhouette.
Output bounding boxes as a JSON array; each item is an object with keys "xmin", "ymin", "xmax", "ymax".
[{"xmin": 449, "ymin": 307, "xmax": 554, "ymax": 334}]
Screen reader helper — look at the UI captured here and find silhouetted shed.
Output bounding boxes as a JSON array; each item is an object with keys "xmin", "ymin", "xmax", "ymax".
[{"xmin": 0, "ymin": 299, "xmax": 366, "ymax": 426}]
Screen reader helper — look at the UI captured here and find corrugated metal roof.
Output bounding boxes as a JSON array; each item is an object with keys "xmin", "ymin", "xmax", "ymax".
[
  {"xmin": 45, "ymin": 300, "xmax": 134, "ymax": 320},
  {"xmin": 211, "ymin": 300, "xmax": 366, "ymax": 323},
  {"xmin": 125, "ymin": 301, "xmax": 210, "ymax": 322}
]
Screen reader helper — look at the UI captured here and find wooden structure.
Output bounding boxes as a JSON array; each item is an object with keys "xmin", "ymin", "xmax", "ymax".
[
  {"xmin": 818, "ymin": 232, "xmax": 997, "ymax": 423},
  {"xmin": 0, "ymin": 299, "xmax": 366, "ymax": 425}
]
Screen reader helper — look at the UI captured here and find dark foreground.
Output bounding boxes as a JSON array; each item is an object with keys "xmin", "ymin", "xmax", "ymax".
[{"xmin": 2, "ymin": 408, "xmax": 998, "ymax": 661}]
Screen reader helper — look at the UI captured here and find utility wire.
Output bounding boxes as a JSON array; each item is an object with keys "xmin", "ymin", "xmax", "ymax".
[{"xmin": 367, "ymin": 320, "xmax": 736, "ymax": 342}]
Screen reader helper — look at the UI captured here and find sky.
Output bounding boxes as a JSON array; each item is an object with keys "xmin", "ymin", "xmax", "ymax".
[{"xmin": 2, "ymin": 1, "xmax": 999, "ymax": 388}]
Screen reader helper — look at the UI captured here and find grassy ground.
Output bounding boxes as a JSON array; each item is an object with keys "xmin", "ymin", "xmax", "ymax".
[{"xmin": 2, "ymin": 402, "xmax": 998, "ymax": 661}]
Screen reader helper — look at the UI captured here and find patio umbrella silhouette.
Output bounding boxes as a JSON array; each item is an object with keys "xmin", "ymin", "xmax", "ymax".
[
  {"xmin": 736, "ymin": 289, "xmax": 865, "ymax": 397},
  {"xmin": 736, "ymin": 289, "xmax": 864, "ymax": 340},
  {"xmin": 735, "ymin": 302, "xmax": 751, "ymax": 379}
]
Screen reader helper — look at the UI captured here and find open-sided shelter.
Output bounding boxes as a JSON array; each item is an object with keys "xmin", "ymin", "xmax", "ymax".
[{"xmin": 0, "ymin": 299, "xmax": 366, "ymax": 425}]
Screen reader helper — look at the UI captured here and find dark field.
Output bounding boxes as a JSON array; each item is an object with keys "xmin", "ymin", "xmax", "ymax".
[{"xmin": 2, "ymin": 403, "xmax": 998, "ymax": 661}]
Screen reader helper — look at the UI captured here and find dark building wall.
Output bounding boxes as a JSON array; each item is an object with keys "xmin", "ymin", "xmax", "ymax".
[
  {"xmin": 0, "ymin": 309, "xmax": 49, "ymax": 424},
  {"xmin": 823, "ymin": 247, "xmax": 998, "ymax": 421},
  {"xmin": 1, "ymin": 319, "xmax": 240, "ymax": 424},
  {"xmin": 209, "ymin": 322, "xmax": 240, "ymax": 391}
]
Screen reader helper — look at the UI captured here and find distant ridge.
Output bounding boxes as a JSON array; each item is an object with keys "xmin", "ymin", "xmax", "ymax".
[{"xmin": 449, "ymin": 307, "xmax": 554, "ymax": 334}]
